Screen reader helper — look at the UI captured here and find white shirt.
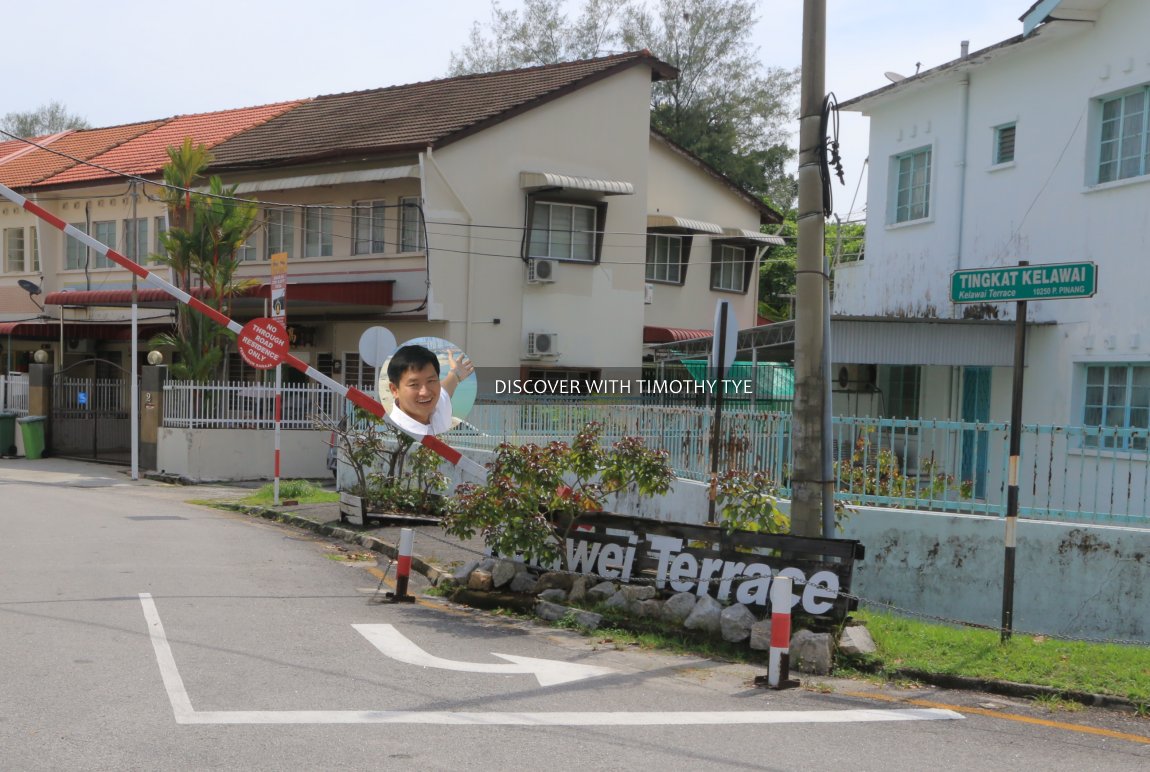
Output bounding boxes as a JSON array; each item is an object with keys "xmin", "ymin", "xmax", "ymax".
[{"xmin": 388, "ymin": 389, "xmax": 453, "ymax": 437}]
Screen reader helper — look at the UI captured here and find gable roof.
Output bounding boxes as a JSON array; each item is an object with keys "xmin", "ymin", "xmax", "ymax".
[
  {"xmin": 208, "ymin": 50, "xmax": 676, "ymax": 170},
  {"xmin": 0, "ymin": 121, "xmax": 168, "ymax": 188},
  {"xmin": 36, "ymin": 102, "xmax": 303, "ymax": 188}
]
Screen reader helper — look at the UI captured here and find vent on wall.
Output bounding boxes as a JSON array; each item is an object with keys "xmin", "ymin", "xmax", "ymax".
[
  {"xmin": 526, "ymin": 258, "xmax": 558, "ymax": 284},
  {"xmin": 525, "ymin": 332, "xmax": 559, "ymax": 358},
  {"xmin": 644, "ymin": 283, "xmax": 654, "ymax": 304}
]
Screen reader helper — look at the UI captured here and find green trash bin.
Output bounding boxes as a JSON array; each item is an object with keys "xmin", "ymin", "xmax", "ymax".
[
  {"xmin": 0, "ymin": 411, "xmax": 16, "ymax": 456},
  {"xmin": 17, "ymin": 415, "xmax": 47, "ymax": 460}
]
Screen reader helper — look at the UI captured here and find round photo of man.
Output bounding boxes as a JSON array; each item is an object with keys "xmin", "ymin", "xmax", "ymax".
[{"xmin": 378, "ymin": 337, "xmax": 477, "ymax": 436}]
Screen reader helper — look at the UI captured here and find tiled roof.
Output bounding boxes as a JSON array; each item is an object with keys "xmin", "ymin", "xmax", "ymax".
[
  {"xmin": 210, "ymin": 51, "xmax": 675, "ymax": 168},
  {"xmin": 37, "ymin": 102, "xmax": 303, "ymax": 187},
  {"xmin": 0, "ymin": 121, "xmax": 168, "ymax": 188}
]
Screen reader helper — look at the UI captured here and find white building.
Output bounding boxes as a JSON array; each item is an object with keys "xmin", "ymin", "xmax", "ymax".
[{"xmin": 835, "ymin": 0, "xmax": 1150, "ymax": 516}]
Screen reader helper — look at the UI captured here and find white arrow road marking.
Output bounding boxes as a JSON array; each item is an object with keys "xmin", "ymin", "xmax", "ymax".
[
  {"xmin": 353, "ymin": 623, "xmax": 616, "ymax": 687},
  {"xmin": 140, "ymin": 594, "xmax": 964, "ymax": 726}
]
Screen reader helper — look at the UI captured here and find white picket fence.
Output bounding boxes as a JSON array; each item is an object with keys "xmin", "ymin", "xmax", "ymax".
[{"xmin": 163, "ymin": 380, "xmax": 344, "ymax": 430}]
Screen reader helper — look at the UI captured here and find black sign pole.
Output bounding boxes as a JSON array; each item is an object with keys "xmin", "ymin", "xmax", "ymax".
[
  {"xmin": 1001, "ymin": 260, "xmax": 1029, "ymax": 643},
  {"xmin": 707, "ymin": 304, "xmax": 729, "ymax": 523}
]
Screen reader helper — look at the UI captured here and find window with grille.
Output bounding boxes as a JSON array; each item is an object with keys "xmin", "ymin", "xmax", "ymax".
[
  {"xmin": 893, "ymin": 147, "xmax": 932, "ymax": 223},
  {"xmin": 122, "ymin": 218, "xmax": 148, "ymax": 262},
  {"xmin": 304, "ymin": 206, "xmax": 333, "ymax": 257},
  {"xmin": 399, "ymin": 197, "xmax": 424, "ymax": 253},
  {"xmin": 266, "ymin": 208, "xmax": 295, "ymax": 260},
  {"xmin": 883, "ymin": 365, "xmax": 922, "ymax": 420},
  {"xmin": 4, "ymin": 228, "xmax": 24, "ymax": 273},
  {"xmin": 1083, "ymin": 364, "xmax": 1149, "ymax": 450},
  {"xmin": 994, "ymin": 123, "xmax": 1016, "ymax": 165},
  {"xmin": 646, "ymin": 234, "xmax": 686, "ymax": 284},
  {"xmin": 66, "ymin": 222, "xmax": 88, "ymax": 269},
  {"xmin": 528, "ymin": 201, "xmax": 597, "ymax": 262},
  {"xmin": 710, "ymin": 243, "xmax": 747, "ymax": 292},
  {"xmin": 1098, "ymin": 87, "xmax": 1150, "ymax": 183},
  {"xmin": 92, "ymin": 221, "xmax": 116, "ymax": 268},
  {"xmin": 343, "ymin": 353, "xmax": 377, "ymax": 391},
  {"xmin": 354, "ymin": 200, "xmax": 389, "ymax": 255}
]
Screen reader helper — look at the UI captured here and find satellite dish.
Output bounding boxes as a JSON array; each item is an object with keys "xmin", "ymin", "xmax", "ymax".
[
  {"xmin": 18, "ymin": 279, "xmax": 41, "ymax": 295},
  {"xmin": 884, "ymin": 71, "xmax": 907, "ymax": 83}
]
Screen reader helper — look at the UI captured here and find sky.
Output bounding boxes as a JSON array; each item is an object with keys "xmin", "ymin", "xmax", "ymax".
[{"xmin": 4, "ymin": 0, "xmax": 1025, "ymax": 218}]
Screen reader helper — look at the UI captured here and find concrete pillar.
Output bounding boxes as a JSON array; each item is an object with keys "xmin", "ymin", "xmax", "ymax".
[
  {"xmin": 141, "ymin": 365, "xmax": 167, "ymax": 471},
  {"xmin": 28, "ymin": 363, "xmax": 53, "ymax": 416}
]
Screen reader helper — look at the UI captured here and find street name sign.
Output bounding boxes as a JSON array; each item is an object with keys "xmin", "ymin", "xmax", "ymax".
[{"xmin": 950, "ymin": 261, "xmax": 1096, "ymax": 303}]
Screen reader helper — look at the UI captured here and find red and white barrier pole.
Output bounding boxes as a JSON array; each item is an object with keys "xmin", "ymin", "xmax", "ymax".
[
  {"xmin": 388, "ymin": 528, "xmax": 416, "ymax": 603},
  {"xmin": 273, "ymin": 364, "xmax": 282, "ymax": 505},
  {"xmin": 0, "ymin": 181, "xmax": 485, "ymax": 480},
  {"xmin": 767, "ymin": 575, "xmax": 799, "ymax": 689}
]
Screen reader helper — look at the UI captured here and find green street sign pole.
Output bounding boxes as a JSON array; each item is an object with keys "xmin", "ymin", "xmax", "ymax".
[{"xmin": 951, "ymin": 260, "xmax": 1098, "ymax": 643}]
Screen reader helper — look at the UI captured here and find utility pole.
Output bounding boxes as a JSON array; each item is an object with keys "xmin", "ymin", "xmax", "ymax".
[{"xmin": 791, "ymin": 0, "xmax": 828, "ymax": 537}]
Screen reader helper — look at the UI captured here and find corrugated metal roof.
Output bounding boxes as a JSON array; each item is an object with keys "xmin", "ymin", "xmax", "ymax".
[
  {"xmin": 721, "ymin": 227, "xmax": 785, "ymax": 245},
  {"xmin": 520, "ymin": 171, "xmax": 634, "ymax": 195},
  {"xmin": 646, "ymin": 214, "xmax": 722, "ymax": 233}
]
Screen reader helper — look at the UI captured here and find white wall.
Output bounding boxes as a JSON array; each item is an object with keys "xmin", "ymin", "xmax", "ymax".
[{"xmin": 157, "ymin": 427, "xmax": 330, "ymax": 481}]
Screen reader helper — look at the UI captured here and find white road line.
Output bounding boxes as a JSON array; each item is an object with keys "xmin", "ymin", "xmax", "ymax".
[
  {"xmin": 138, "ymin": 594, "xmax": 963, "ymax": 726},
  {"xmin": 354, "ymin": 623, "xmax": 617, "ymax": 686}
]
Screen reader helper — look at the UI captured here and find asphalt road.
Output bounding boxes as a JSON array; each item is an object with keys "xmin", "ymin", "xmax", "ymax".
[{"xmin": 2, "ymin": 459, "xmax": 1148, "ymax": 771}]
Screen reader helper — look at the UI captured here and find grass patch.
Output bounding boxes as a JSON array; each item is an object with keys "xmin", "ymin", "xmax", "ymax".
[
  {"xmin": 239, "ymin": 479, "xmax": 339, "ymax": 506},
  {"xmin": 848, "ymin": 609, "xmax": 1150, "ymax": 703}
]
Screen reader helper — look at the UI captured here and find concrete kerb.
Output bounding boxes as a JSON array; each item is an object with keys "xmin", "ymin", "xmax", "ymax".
[
  {"xmin": 216, "ymin": 503, "xmax": 459, "ymax": 587},
  {"xmin": 216, "ymin": 500, "xmax": 1143, "ymax": 714}
]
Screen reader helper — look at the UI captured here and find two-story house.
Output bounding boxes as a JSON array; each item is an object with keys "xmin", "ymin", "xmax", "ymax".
[
  {"xmin": 0, "ymin": 52, "xmax": 780, "ymax": 397},
  {"xmin": 835, "ymin": 0, "xmax": 1150, "ymax": 513}
]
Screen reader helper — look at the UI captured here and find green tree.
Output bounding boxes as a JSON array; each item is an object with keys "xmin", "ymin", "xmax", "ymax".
[
  {"xmin": 149, "ymin": 143, "xmax": 258, "ymax": 381},
  {"xmin": 1, "ymin": 101, "xmax": 90, "ymax": 138},
  {"xmin": 757, "ymin": 215, "xmax": 865, "ymax": 322},
  {"xmin": 448, "ymin": 0, "xmax": 798, "ymax": 209}
]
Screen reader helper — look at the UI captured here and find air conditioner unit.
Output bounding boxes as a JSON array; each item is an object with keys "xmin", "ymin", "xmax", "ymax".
[
  {"xmin": 644, "ymin": 283, "xmax": 654, "ymax": 305},
  {"xmin": 836, "ymin": 364, "xmax": 877, "ymax": 391},
  {"xmin": 525, "ymin": 331, "xmax": 560, "ymax": 358},
  {"xmin": 526, "ymin": 258, "xmax": 558, "ymax": 284}
]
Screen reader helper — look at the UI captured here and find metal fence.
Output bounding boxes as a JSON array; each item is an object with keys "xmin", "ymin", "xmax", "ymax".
[
  {"xmin": 1, "ymin": 372, "xmax": 29, "ymax": 415},
  {"xmin": 163, "ymin": 380, "xmax": 344, "ymax": 430},
  {"xmin": 160, "ymin": 382, "xmax": 1150, "ymax": 526}
]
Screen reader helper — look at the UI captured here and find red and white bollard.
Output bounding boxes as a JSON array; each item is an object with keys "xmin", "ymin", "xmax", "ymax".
[
  {"xmin": 767, "ymin": 575, "xmax": 799, "ymax": 689},
  {"xmin": 387, "ymin": 528, "xmax": 416, "ymax": 603}
]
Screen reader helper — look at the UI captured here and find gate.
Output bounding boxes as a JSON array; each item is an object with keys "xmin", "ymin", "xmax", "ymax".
[{"xmin": 51, "ymin": 359, "xmax": 136, "ymax": 463}]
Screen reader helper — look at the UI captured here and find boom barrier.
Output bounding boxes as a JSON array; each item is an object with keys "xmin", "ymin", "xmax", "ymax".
[{"xmin": 0, "ymin": 182, "xmax": 485, "ymax": 479}]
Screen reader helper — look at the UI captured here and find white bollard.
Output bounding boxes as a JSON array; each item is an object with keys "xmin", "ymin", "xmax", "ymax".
[{"xmin": 767, "ymin": 575, "xmax": 797, "ymax": 689}]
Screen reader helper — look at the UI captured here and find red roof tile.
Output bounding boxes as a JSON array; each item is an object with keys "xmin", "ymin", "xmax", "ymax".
[
  {"xmin": 37, "ymin": 102, "xmax": 304, "ymax": 187},
  {"xmin": 210, "ymin": 51, "xmax": 675, "ymax": 168},
  {"xmin": 0, "ymin": 121, "xmax": 168, "ymax": 188}
]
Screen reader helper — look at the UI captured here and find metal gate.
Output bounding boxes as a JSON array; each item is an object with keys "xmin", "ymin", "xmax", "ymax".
[{"xmin": 51, "ymin": 359, "xmax": 136, "ymax": 463}]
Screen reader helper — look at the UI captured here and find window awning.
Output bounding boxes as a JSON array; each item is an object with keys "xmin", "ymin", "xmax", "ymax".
[
  {"xmin": 520, "ymin": 171, "xmax": 634, "ymax": 195},
  {"xmin": 646, "ymin": 214, "xmax": 723, "ymax": 234},
  {"xmin": 643, "ymin": 325, "xmax": 712, "ymax": 344},
  {"xmin": 720, "ymin": 227, "xmax": 785, "ymax": 245},
  {"xmin": 0, "ymin": 321, "xmax": 171, "ymax": 340},
  {"xmin": 223, "ymin": 166, "xmax": 420, "ymax": 195},
  {"xmin": 43, "ymin": 280, "xmax": 394, "ymax": 309}
]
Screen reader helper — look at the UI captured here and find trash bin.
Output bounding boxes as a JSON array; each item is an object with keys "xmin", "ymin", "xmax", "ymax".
[
  {"xmin": 17, "ymin": 415, "xmax": 47, "ymax": 460},
  {"xmin": 0, "ymin": 411, "xmax": 15, "ymax": 456}
]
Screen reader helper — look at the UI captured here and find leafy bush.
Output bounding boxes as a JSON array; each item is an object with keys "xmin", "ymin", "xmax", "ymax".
[{"xmin": 444, "ymin": 422, "xmax": 674, "ymax": 568}]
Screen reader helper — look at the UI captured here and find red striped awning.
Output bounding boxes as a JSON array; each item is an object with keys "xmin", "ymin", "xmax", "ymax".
[
  {"xmin": 643, "ymin": 325, "xmax": 712, "ymax": 344},
  {"xmin": 0, "ymin": 321, "xmax": 172, "ymax": 340}
]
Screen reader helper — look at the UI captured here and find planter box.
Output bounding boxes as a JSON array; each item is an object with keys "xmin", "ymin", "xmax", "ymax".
[{"xmin": 338, "ymin": 491, "xmax": 442, "ymax": 527}]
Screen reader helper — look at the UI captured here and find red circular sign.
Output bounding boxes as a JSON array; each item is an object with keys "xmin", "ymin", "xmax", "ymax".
[{"xmin": 238, "ymin": 318, "xmax": 289, "ymax": 370}]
